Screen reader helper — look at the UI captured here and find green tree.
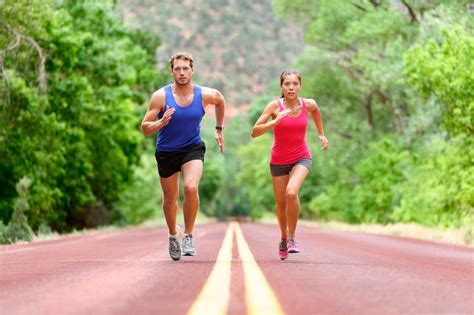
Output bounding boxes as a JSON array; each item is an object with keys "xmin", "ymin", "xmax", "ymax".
[
  {"xmin": 271, "ymin": 0, "xmax": 472, "ymax": 230},
  {"xmin": 404, "ymin": 26, "xmax": 473, "ymax": 139},
  {"xmin": 1, "ymin": 0, "xmax": 167, "ymax": 231}
]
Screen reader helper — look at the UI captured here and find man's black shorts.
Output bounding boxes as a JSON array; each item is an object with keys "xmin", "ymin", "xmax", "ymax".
[{"xmin": 155, "ymin": 142, "xmax": 206, "ymax": 178}]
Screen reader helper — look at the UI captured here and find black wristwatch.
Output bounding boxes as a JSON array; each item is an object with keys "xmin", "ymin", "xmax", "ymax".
[{"xmin": 215, "ymin": 126, "xmax": 223, "ymax": 131}]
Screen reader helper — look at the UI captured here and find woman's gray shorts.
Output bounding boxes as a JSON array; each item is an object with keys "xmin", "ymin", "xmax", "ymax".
[{"xmin": 270, "ymin": 158, "xmax": 312, "ymax": 177}]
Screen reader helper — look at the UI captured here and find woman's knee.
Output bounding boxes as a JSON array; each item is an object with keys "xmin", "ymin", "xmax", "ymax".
[
  {"xmin": 286, "ymin": 189, "xmax": 298, "ymax": 201},
  {"xmin": 183, "ymin": 184, "xmax": 198, "ymax": 195}
]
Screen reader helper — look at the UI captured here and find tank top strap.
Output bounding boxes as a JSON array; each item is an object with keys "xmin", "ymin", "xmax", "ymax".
[
  {"xmin": 164, "ymin": 84, "xmax": 173, "ymax": 106},
  {"xmin": 300, "ymin": 98, "xmax": 308, "ymax": 115},
  {"xmin": 277, "ymin": 98, "xmax": 284, "ymax": 111},
  {"xmin": 164, "ymin": 84, "xmax": 173, "ymax": 102},
  {"xmin": 194, "ymin": 84, "xmax": 202, "ymax": 100}
]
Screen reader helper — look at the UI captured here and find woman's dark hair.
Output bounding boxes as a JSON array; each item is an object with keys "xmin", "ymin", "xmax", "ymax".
[{"xmin": 280, "ymin": 69, "xmax": 301, "ymax": 98}]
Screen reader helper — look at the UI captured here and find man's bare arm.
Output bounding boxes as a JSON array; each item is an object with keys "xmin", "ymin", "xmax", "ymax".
[
  {"xmin": 141, "ymin": 90, "xmax": 175, "ymax": 137},
  {"xmin": 212, "ymin": 89, "xmax": 225, "ymax": 128},
  {"xmin": 202, "ymin": 87, "xmax": 226, "ymax": 154}
]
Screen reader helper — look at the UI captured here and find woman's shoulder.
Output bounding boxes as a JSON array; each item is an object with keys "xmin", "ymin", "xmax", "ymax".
[
  {"xmin": 268, "ymin": 99, "xmax": 280, "ymax": 107},
  {"xmin": 265, "ymin": 99, "xmax": 281, "ymax": 112},
  {"xmin": 302, "ymin": 98, "xmax": 318, "ymax": 110}
]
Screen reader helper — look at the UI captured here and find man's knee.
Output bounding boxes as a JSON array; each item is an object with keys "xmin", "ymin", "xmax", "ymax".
[
  {"xmin": 276, "ymin": 200, "xmax": 286, "ymax": 209},
  {"xmin": 163, "ymin": 194, "xmax": 178, "ymax": 207}
]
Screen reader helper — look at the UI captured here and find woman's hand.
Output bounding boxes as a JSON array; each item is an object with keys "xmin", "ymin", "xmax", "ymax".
[
  {"xmin": 319, "ymin": 135, "xmax": 329, "ymax": 150},
  {"xmin": 272, "ymin": 108, "xmax": 291, "ymax": 126}
]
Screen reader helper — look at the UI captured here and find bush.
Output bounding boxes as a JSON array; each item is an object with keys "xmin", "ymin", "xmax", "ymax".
[
  {"xmin": 5, "ymin": 177, "xmax": 34, "ymax": 243},
  {"xmin": 391, "ymin": 136, "xmax": 473, "ymax": 228},
  {"xmin": 0, "ymin": 221, "xmax": 9, "ymax": 244}
]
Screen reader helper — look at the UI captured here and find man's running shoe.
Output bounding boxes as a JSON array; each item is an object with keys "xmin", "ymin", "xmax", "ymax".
[
  {"xmin": 182, "ymin": 233, "xmax": 196, "ymax": 256},
  {"xmin": 279, "ymin": 238, "xmax": 288, "ymax": 260},
  {"xmin": 168, "ymin": 225, "xmax": 182, "ymax": 261},
  {"xmin": 288, "ymin": 237, "xmax": 301, "ymax": 253}
]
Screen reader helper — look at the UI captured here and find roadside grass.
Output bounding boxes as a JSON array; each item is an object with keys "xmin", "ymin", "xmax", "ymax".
[
  {"xmin": 31, "ymin": 211, "xmax": 216, "ymax": 243},
  {"xmin": 257, "ymin": 212, "xmax": 472, "ymax": 247},
  {"xmin": 301, "ymin": 220, "xmax": 472, "ymax": 247},
  {"xmin": 18, "ymin": 211, "xmax": 472, "ymax": 248}
]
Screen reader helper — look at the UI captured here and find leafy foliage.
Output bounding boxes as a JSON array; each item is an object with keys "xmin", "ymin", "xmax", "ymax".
[
  {"xmin": 404, "ymin": 26, "xmax": 473, "ymax": 138},
  {"xmin": 237, "ymin": 134, "xmax": 274, "ymax": 218},
  {"xmin": 262, "ymin": 0, "xmax": 473, "ymax": 232},
  {"xmin": 4, "ymin": 177, "xmax": 34, "ymax": 243},
  {"xmin": 1, "ymin": 0, "xmax": 472, "ymax": 240},
  {"xmin": 391, "ymin": 136, "xmax": 473, "ymax": 228},
  {"xmin": 1, "ymin": 0, "xmax": 167, "ymax": 232}
]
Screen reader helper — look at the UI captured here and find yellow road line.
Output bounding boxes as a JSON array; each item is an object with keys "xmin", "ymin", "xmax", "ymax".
[
  {"xmin": 187, "ymin": 224, "xmax": 234, "ymax": 315},
  {"xmin": 233, "ymin": 222, "xmax": 285, "ymax": 315},
  {"xmin": 188, "ymin": 222, "xmax": 284, "ymax": 315}
]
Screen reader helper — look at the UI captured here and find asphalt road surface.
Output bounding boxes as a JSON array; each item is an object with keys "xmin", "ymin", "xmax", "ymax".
[{"xmin": 1, "ymin": 222, "xmax": 473, "ymax": 315}]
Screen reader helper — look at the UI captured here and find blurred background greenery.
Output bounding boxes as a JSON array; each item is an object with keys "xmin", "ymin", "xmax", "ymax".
[{"xmin": 1, "ymin": 0, "xmax": 472, "ymax": 244}]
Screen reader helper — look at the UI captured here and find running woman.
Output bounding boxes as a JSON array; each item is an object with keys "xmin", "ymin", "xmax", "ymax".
[{"xmin": 251, "ymin": 69, "xmax": 328, "ymax": 260}]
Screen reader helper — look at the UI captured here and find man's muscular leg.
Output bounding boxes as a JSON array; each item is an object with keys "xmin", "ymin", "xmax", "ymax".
[
  {"xmin": 160, "ymin": 172, "xmax": 180, "ymax": 235},
  {"xmin": 181, "ymin": 160, "xmax": 203, "ymax": 234}
]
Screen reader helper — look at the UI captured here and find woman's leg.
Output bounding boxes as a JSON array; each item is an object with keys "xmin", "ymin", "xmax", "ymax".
[
  {"xmin": 286, "ymin": 165, "xmax": 309, "ymax": 238},
  {"xmin": 271, "ymin": 175, "xmax": 290, "ymax": 238}
]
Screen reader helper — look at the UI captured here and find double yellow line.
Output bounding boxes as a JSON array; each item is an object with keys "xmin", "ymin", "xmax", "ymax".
[{"xmin": 187, "ymin": 222, "xmax": 284, "ymax": 315}]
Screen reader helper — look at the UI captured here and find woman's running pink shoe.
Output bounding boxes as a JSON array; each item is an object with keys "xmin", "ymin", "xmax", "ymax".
[
  {"xmin": 279, "ymin": 238, "xmax": 288, "ymax": 260},
  {"xmin": 288, "ymin": 238, "xmax": 301, "ymax": 253}
]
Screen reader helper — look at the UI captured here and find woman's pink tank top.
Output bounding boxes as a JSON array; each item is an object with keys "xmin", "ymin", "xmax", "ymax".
[{"xmin": 270, "ymin": 98, "xmax": 311, "ymax": 165}]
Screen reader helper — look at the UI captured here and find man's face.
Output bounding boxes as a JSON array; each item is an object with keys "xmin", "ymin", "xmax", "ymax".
[{"xmin": 172, "ymin": 59, "xmax": 194, "ymax": 86}]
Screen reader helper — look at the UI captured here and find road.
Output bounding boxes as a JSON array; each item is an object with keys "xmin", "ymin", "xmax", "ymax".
[{"xmin": 1, "ymin": 222, "xmax": 473, "ymax": 315}]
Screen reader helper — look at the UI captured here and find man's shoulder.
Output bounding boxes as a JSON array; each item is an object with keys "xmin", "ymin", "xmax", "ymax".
[
  {"xmin": 200, "ymin": 86, "xmax": 223, "ymax": 101},
  {"xmin": 154, "ymin": 85, "xmax": 169, "ymax": 96},
  {"xmin": 200, "ymin": 86, "xmax": 220, "ymax": 95},
  {"xmin": 152, "ymin": 86, "xmax": 168, "ymax": 99},
  {"xmin": 150, "ymin": 87, "xmax": 168, "ymax": 107}
]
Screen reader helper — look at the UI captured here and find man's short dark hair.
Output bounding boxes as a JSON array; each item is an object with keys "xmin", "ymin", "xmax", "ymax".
[{"xmin": 170, "ymin": 52, "xmax": 194, "ymax": 69}]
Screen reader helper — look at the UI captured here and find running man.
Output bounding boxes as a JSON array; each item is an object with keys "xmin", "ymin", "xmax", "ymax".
[{"xmin": 141, "ymin": 52, "xmax": 226, "ymax": 261}]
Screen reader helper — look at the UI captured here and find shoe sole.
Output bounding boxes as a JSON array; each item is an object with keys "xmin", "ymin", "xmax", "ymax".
[
  {"xmin": 288, "ymin": 249, "xmax": 300, "ymax": 253},
  {"xmin": 169, "ymin": 225, "xmax": 182, "ymax": 261},
  {"xmin": 169, "ymin": 248, "xmax": 182, "ymax": 261},
  {"xmin": 170, "ymin": 247, "xmax": 182, "ymax": 261},
  {"xmin": 170, "ymin": 254, "xmax": 181, "ymax": 261},
  {"xmin": 182, "ymin": 251, "xmax": 196, "ymax": 256}
]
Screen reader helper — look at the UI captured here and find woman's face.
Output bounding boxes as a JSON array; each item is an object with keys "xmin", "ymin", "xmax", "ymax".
[{"xmin": 280, "ymin": 74, "xmax": 301, "ymax": 99}]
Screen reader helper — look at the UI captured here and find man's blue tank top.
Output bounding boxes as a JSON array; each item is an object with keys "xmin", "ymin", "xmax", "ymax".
[{"xmin": 155, "ymin": 84, "xmax": 205, "ymax": 152}]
